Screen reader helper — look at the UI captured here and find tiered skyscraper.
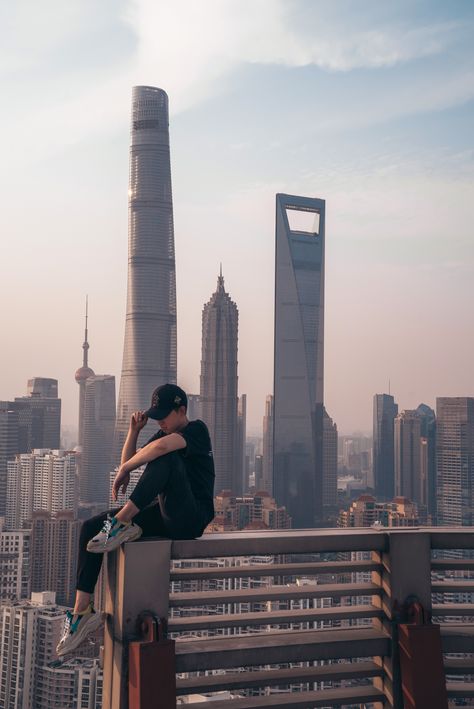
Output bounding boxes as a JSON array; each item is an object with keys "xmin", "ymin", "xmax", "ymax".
[
  {"xmin": 115, "ymin": 86, "xmax": 177, "ymax": 457},
  {"xmin": 373, "ymin": 393, "xmax": 398, "ymax": 500},
  {"xmin": 200, "ymin": 269, "xmax": 239, "ymax": 494},
  {"xmin": 273, "ymin": 194, "xmax": 325, "ymax": 528}
]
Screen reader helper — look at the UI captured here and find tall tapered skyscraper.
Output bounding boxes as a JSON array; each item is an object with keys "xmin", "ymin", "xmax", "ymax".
[
  {"xmin": 115, "ymin": 86, "xmax": 177, "ymax": 457},
  {"xmin": 273, "ymin": 194, "xmax": 325, "ymax": 528},
  {"xmin": 200, "ymin": 269, "xmax": 239, "ymax": 494}
]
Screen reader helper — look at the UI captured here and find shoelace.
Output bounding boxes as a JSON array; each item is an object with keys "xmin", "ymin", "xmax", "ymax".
[
  {"xmin": 60, "ymin": 611, "xmax": 73, "ymax": 640},
  {"xmin": 100, "ymin": 515, "xmax": 115, "ymax": 540}
]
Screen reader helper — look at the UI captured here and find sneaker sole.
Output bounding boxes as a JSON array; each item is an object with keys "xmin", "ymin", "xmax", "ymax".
[
  {"xmin": 56, "ymin": 612, "xmax": 104, "ymax": 657},
  {"xmin": 86, "ymin": 524, "xmax": 143, "ymax": 554}
]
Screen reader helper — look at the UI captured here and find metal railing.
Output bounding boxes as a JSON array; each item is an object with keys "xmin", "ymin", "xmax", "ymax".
[{"xmin": 102, "ymin": 528, "xmax": 474, "ymax": 708}]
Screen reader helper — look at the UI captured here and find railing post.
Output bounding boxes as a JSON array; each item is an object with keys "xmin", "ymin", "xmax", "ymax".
[
  {"xmin": 102, "ymin": 538, "xmax": 172, "ymax": 709},
  {"xmin": 372, "ymin": 530, "xmax": 432, "ymax": 709}
]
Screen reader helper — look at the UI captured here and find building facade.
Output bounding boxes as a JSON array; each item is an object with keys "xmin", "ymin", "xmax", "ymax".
[
  {"xmin": 115, "ymin": 86, "xmax": 177, "ymax": 458},
  {"xmin": 81, "ymin": 375, "xmax": 116, "ymax": 505},
  {"xmin": 373, "ymin": 394, "xmax": 398, "ymax": 501},
  {"xmin": 199, "ymin": 270, "xmax": 239, "ymax": 494},
  {"xmin": 322, "ymin": 408, "xmax": 338, "ymax": 509},
  {"xmin": 0, "ymin": 530, "xmax": 30, "ymax": 601},
  {"xmin": 262, "ymin": 394, "xmax": 274, "ymax": 495},
  {"xmin": 338, "ymin": 494, "xmax": 419, "ymax": 528},
  {"xmin": 273, "ymin": 194, "xmax": 325, "ymax": 528},
  {"xmin": 436, "ymin": 397, "xmax": 474, "ymax": 526},
  {"xmin": 6, "ymin": 450, "xmax": 77, "ymax": 529},
  {"xmin": 209, "ymin": 491, "xmax": 291, "ymax": 531},
  {"xmin": 394, "ymin": 410, "xmax": 422, "ymax": 504}
]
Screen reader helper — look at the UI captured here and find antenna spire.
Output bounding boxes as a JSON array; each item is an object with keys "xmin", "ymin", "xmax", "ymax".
[
  {"xmin": 83, "ymin": 295, "xmax": 90, "ymax": 367},
  {"xmin": 217, "ymin": 264, "xmax": 225, "ymax": 292}
]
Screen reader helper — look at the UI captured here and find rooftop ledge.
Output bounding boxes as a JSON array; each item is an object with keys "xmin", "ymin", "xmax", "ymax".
[{"xmin": 101, "ymin": 527, "xmax": 474, "ymax": 709}]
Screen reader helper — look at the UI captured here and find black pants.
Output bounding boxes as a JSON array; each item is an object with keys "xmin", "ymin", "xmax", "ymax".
[{"xmin": 76, "ymin": 452, "xmax": 207, "ymax": 594}]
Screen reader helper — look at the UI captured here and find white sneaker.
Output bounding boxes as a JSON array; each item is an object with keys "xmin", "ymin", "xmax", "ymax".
[
  {"xmin": 56, "ymin": 605, "xmax": 103, "ymax": 657},
  {"xmin": 86, "ymin": 514, "xmax": 142, "ymax": 554}
]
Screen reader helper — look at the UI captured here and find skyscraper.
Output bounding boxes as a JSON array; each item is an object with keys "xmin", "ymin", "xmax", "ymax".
[
  {"xmin": 236, "ymin": 394, "xmax": 247, "ymax": 495},
  {"xmin": 273, "ymin": 194, "xmax": 325, "ymax": 528},
  {"xmin": 115, "ymin": 86, "xmax": 177, "ymax": 457},
  {"xmin": 14, "ymin": 388, "xmax": 61, "ymax": 452},
  {"xmin": 322, "ymin": 407, "xmax": 338, "ymax": 509},
  {"xmin": 200, "ymin": 269, "xmax": 239, "ymax": 494},
  {"xmin": 436, "ymin": 397, "xmax": 474, "ymax": 526},
  {"xmin": 262, "ymin": 394, "xmax": 274, "ymax": 495},
  {"xmin": 416, "ymin": 403, "xmax": 437, "ymax": 521},
  {"xmin": 394, "ymin": 410, "xmax": 422, "ymax": 503},
  {"xmin": 6, "ymin": 450, "xmax": 77, "ymax": 529},
  {"xmin": 80, "ymin": 375, "xmax": 116, "ymax": 505},
  {"xmin": 373, "ymin": 393, "xmax": 398, "ymax": 501}
]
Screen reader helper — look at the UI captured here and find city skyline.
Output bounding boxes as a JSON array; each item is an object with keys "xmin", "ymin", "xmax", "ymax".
[{"xmin": 1, "ymin": 2, "xmax": 474, "ymax": 438}]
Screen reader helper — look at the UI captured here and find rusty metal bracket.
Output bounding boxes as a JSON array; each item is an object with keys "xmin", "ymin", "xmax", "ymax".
[{"xmin": 129, "ymin": 612, "xmax": 176, "ymax": 709}]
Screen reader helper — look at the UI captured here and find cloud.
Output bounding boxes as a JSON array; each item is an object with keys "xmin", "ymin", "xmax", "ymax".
[{"xmin": 123, "ymin": 0, "xmax": 462, "ymax": 110}]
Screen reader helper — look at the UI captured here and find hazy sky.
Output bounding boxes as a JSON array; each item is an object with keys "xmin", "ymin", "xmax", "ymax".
[{"xmin": 1, "ymin": 0, "xmax": 474, "ymax": 436}]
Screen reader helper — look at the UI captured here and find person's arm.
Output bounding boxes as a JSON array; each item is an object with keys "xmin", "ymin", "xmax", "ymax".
[
  {"xmin": 119, "ymin": 433, "xmax": 186, "ymax": 475},
  {"xmin": 121, "ymin": 411, "xmax": 148, "ymax": 465}
]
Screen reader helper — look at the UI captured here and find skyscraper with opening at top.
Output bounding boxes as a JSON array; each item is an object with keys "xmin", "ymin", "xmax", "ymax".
[{"xmin": 273, "ymin": 194, "xmax": 325, "ymax": 528}]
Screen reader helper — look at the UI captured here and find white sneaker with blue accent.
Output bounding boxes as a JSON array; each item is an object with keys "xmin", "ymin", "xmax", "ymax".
[
  {"xmin": 86, "ymin": 514, "xmax": 142, "ymax": 554},
  {"xmin": 56, "ymin": 604, "xmax": 103, "ymax": 657}
]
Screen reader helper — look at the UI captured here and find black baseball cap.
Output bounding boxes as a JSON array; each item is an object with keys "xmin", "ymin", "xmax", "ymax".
[{"xmin": 145, "ymin": 384, "xmax": 188, "ymax": 420}]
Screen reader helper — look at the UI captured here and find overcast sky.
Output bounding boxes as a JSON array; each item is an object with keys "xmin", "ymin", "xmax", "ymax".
[{"xmin": 1, "ymin": 0, "xmax": 473, "ymax": 436}]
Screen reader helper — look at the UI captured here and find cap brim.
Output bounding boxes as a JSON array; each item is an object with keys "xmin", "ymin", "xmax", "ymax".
[{"xmin": 145, "ymin": 406, "xmax": 173, "ymax": 421}]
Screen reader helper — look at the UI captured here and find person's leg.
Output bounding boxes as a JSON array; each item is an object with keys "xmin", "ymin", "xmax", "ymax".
[{"xmin": 75, "ymin": 508, "xmax": 120, "ymax": 601}]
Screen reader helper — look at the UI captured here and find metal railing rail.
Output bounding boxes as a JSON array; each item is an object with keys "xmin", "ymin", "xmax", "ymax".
[{"xmin": 102, "ymin": 527, "xmax": 474, "ymax": 709}]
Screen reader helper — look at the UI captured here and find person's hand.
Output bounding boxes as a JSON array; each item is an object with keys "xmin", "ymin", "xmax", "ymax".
[
  {"xmin": 112, "ymin": 465, "xmax": 131, "ymax": 501},
  {"xmin": 130, "ymin": 411, "xmax": 148, "ymax": 434}
]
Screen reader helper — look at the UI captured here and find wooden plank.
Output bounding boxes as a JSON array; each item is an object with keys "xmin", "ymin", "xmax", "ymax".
[
  {"xmin": 176, "ymin": 660, "xmax": 383, "ymax": 695},
  {"xmin": 445, "ymin": 657, "xmax": 474, "ymax": 674},
  {"xmin": 175, "ymin": 684, "xmax": 386, "ymax": 708},
  {"xmin": 168, "ymin": 604, "xmax": 382, "ymax": 632},
  {"xmin": 174, "ymin": 627, "xmax": 390, "ymax": 673},
  {"xmin": 170, "ymin": 528, "xmax": 389, "ymax": 559},
  {"xmin": 432, "ymin": 560, "xmax": 474, "ymax": 571},
  {"xmin": 169, "ymin": 582, "xmax": 381, "ymax": 607},
  {"xmin": 433, "ymin": 604, "xmax": 474, "ymax": 616},
  {"xmin": 447, "ymin": 683, "xmax": 474, "ymax": 698},
  {"xmin": 170, "ymin": 559, "xmax": 381, "ymax": 580},
  {"xmin": 441, "ymin": 625, "xmax": 474, "ymax": 653},
  {"xmin": 432, "ymin": 581, "xmax": 474, "ymax": 593}
]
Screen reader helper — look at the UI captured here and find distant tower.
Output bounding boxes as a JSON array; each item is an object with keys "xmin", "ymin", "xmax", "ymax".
[
  {"xmin": 322, "ymin": 407, "xmax": 338, "ymax": 509},
  {"xmin": 262, "ymin": 395, "xmax": 274, "ymax": 495},
  {"xmin": 200, "ymin": 268, "xmax": 239, "ymax": 494},
  {"xmin": 114, "ymin": 86, "xmax": 177, "ymax": 459},
  {"xmin": 436, "ymin": 397, "xmax": 474, "ymax": 526},
  {"xmin": 394, "ymin": 410, "xmax": 422, "ymax": 503},
  {"xmin": 81, "ymin": 375, "xmax": 116, "ymax": 505},
  {"xmin": 273, "ymin": 194, "xmax": 325, "ymax": 528},
  {"xmin": 75, "ymin": 297, "xmax": 95, "ymax": 448},
  {"xmin": 373, "ymin": 393, "xmax": 398, "ymax": 500}
]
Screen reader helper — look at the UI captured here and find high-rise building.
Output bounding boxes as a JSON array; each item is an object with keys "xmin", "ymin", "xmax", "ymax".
[
  {"xmin": 75, "ymin": 298, "xmax": 95, "ymax": 449},
  {"xmin": 394, "ymin": 410, "xmax": 422, "ymax": 504},
  {"xmin": 200, "ymin": 269, "xmax": 239, "ymax": 494},
  {"xmin": 0, "ymin": 591, "xmax": 102, "ymax": 709},
  {"xmin": 81, "ymin": 375, "xmax": 116, "ymax": 505},
  {"xmin": 416, "ymin": 403, "xmax": 437, "ymax": 520},
  {"xmin": 338, "ymin": 494, "xmax": 419, "ymax": 528},
  {"xmin": 236, "ymin": 394, "xmax": 247, "ymax": 495},
  {"xmin": 6, "ymin": 450, "xmax": 77, "ymax": 529},
  {"xmin": 115, "ymin": 86, "xmax": 177, "ymax": 458},
  {"xmin": 273, "ymin": 194, "xmax": 325, "ymax": 528},
  {"xmin": 186, "ymin": 394, "xmax": 202, "ymax": 421},
  {"xmin": 262, "ymin": 394, "xmax": 274, "ymax": 495},
  {"xmin": 322, "ymin": 408, "xmax": 338, "ymax": 509},
  {"xmin": 210, "ymin": 491, "xmax": 291, "ymax": 531},
  {"xmin": 436, "ymin": 397, "xmax": 474, "ymax": 526},
  {"xmin": 15, "ymin": 379, "xmax": 61, "ymax": 451},
  {"xmin": 0, "ymin": 530, "xmax": 30, "ymax": 600},
  {"xmin": 30, "ymin": 511, "xmax": 81, "ymax": 607},
  {"xmin": 373, "ymin": 394, "xmax": 398, "ymax": 501},
  {"xmin": 0, "ymin": 403, "xmax": 22, "ymax": 517}
]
